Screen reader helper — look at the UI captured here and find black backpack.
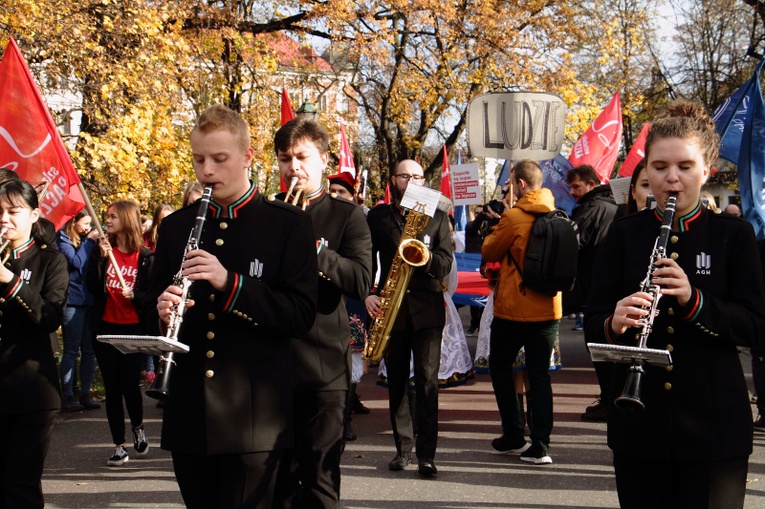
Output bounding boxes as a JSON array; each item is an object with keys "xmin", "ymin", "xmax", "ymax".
[{"xmin": 509, "ymin": 210, "xmax": 579, "ymax": 295}]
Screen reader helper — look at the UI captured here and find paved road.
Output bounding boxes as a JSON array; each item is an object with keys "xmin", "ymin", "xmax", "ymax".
[{"xmin": 42, "ymin": 316, "xmax": 765, "ymax": 508}]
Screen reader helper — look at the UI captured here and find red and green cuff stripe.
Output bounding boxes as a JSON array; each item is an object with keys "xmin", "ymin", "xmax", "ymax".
[
  {"xmin": 2, "ymin": 277, "xmax": 23, "ymax": 300},
  {"xmin": 680, "ymin": 287, "xmax": 703, "ymax": 322},
  {"xmin": 221, "ymin": 273, "xmax": 243, "ymax": 313}
]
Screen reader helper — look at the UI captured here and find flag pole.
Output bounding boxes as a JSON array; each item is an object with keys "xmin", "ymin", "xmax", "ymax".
[{"xmin": 77, "ymin": 182, "xmax": 128, "ymax": 292}]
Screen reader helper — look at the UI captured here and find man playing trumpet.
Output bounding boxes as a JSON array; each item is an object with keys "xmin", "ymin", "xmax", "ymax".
[{"xmin": 273, "ymin": 117, "xmax": 372, "ymax": 508}]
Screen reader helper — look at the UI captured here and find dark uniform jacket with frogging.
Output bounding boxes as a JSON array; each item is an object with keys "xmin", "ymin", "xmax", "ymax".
[
  {"xmin": 151, "ymin": 184, "xmax": 318, "ymax": 455},
  {"xmin": 367, "ymin": 203, "xmax": 453, "ymax": 332},
  {"xmin": 277, "ymin": 189, "xmax": 372, "ymax": 392},
  {"xmin": 0, "ymin": 240, "xmax": 68, "ymax": 415},
  {"xmin": 585, "ymin": 204, "xmax": 765, "ymax": 462}
]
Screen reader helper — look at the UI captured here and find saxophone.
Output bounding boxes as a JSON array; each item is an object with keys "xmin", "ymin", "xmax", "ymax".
[{"xmin": 363, "ymin": 203, "xmax": 431, "ymax": 363}]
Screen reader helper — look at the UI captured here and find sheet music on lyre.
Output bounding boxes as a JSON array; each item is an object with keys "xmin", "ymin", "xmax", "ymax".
[
  {"xmin": 587, "ymin": 343, "xmax": 672, "ymax": 367},
  {"xmin": 96, "ymin": 335, "xmax": 190, "ymax": 355}
]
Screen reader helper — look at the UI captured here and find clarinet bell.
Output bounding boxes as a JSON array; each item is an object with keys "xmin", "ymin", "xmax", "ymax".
[
  {"xmin": 614, "ymin": 366, "xmax": 646, "ymax": 412},
  {"xmin": 145, "ymin": 353, "xmax": 174, "ymax": 401}
]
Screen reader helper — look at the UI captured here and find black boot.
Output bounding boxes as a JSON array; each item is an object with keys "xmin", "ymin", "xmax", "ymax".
[{"xmin": 351, "ymin": 383, "xmax": 370, "ymax": 414}]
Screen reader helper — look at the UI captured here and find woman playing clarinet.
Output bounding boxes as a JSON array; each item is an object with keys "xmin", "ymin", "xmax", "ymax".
[
  {"xmin": 0, "ymin": 179, "xmax": 68, "ymax": 508},
  {"xmin": 585, "ymin": 100, "xmax": 765, "ymax": 509}
]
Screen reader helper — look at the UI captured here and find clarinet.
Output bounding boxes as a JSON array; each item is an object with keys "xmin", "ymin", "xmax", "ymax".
[
  {"xmin": 614, "ymin": 192, "xmax": 678, "ymax": 411},
  {"xmin": 146, "ymin": 184, "xmax": 214, "ymax": 400}
]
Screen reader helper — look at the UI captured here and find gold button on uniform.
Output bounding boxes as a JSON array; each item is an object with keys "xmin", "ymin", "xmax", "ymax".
[
  {"xmin": 215, "ymin": 238, "xmax": 224, "ymax": 246},
  {"xmin": 665, "ymin": 365, "xmax": 673, "ymax": 372},
  {"xmin": 664, "ymin": 382, "xmax": 672, "ymax": 391},
  {"xmin": 666, "ymin": 344, "xmax": 674, "ymax": 352},
  {"xmin": 220, "ymin": 222, "xmax": 228, "ymax": 230},
  {"xmin": 208, "ymin": 313, "xmax": 215, "ymax": 320},
  {"xmin": 206, "ymin": 331, "xmax": 215, "ymax": 340},
  {"xmin": 666, "ymin": 326, "xmax": 675, "ymax": 334},
  {"xmin": 670, "ymin": 252, "xmax": 679, "ymax": 260},
  {"xmin": 205, "ymin": 370, "xmax": 214, "ymax": 378},
  {"xmin": 206, "ymin": 350, "xmax": 215, "ymax": 359},
  {"xmin": 667, "ymin": 308, "xmax": 675, "ymax": 316},
  {"xmin": 670, "ymin": 235, "xmax": 679, "ymax": 244}
]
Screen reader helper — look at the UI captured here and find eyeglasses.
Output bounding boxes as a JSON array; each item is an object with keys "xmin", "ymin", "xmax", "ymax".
[{"xmin": 394, "ymin": 174, "xmax": 425, "ymax": 182}]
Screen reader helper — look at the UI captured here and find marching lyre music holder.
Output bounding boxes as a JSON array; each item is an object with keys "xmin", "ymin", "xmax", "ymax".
[
  {"xmin": 96, "ymin": 335, "xmax": 190, "ymax": 356},
  {"xmin": 587, "ymin": 343, "xmax": 672, "ymax": 367}
]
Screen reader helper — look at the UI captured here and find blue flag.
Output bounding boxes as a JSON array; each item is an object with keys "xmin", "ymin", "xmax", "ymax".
[
  {"xmin": 713, "ymin": 59, "xmax": 765, "ymax": 164},
  {"xmin": 736, "ymin": 60, "xmax": 765, "ymax": 240},
  {"xmin": 541, "ymin": 154, "xmax": 576, "ymax": 215},
  {"xmin": 497, "ymin": 156, "xmax": 575, "ymax": 214}
]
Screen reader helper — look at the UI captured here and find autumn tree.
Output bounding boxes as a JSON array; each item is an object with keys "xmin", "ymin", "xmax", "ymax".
[{"xmin": 668, "ymin": 0, "xmax": 761, "ymax": 110}]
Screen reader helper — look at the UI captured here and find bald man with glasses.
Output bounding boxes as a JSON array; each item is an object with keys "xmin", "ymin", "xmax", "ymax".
[{"xmin": 365, "ymin": 159, "xmax": 453, "ymax": 477}]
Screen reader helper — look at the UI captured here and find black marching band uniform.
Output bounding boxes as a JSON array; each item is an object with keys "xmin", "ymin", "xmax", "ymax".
[
  {"xmin": 149, "ymin": 183, "xmax": 318, "ymax": 507},
  {"xmin": 0, "ymin": 238, "xmax": 68, "ymax": 508},
  {"xmin": 274, "ymin": 187, "xmax": 372, "ymax": 507},
  {"xmin": 366, "ymin": 203, "xmax": 452, "ymax": 464},
  {"xmin": 585, "ymin": 204, "xmax": 765, "ymax": 507}
]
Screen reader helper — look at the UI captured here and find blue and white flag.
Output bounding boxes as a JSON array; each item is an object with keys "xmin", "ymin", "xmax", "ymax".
[
  {"xmin": 713, "ymin": 59, "xmax": 765, "ymax": 164},
  {"xmin": 735, "ymin": 60, "xmax": 765, "ymax": 239}
]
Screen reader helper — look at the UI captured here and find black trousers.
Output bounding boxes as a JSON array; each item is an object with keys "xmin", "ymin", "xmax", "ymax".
[
  {"xmin": 92, "ymin": 322, "xmax": 144, "ymax": 445},
  {"xmin": 277, "ymin": 390, "xmax": 345, "ymax": 509},
  {"xmin": 0, "ymin": 409, "xmax": 57, "ymax": 509},
  {"xmin": 173, "ymin": 449, "xmax": 284, "ymax": 509},
  {"xmin": 489, "ymin": 318, "xmax": 558, "ymax": 450},
  {"xmin": 613, "ymin": 452, "xmax": 748, "ymax": 509},
  {"xmin": 385, "ymin": 326, "xmax": 441, "ymax": 459}
]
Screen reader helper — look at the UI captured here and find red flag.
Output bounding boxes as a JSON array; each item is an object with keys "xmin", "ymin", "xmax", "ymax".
[
  {"xmin": 568, "ymin": 92, "xmax": 623, "ymax": 183},
  {"xmin": 618, "ymin": 122, "xmax": 649, "ymax": 177},
  {"xmin": 278, "ymin": 89, "xmax": 296, "ymax": 192},
  {"xmin": 338, "ymin": 124, "xmax": 356, "ymax": 178},
  {"xmin": 280, "ymin": 88, "xmax": 295, "ymax": 126},
  {"xmin": 0, "ymin": 37, "xmax": 85, "ymax": 230},
  {"xmin": 440, "ymin": 144, "xmax": 452, "ymax": 200}
]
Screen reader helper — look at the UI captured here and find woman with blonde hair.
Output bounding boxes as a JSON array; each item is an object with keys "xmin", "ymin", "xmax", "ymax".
[{"xmin": 87, "ymin": 200, "xmax": 154, "ymax": 466}]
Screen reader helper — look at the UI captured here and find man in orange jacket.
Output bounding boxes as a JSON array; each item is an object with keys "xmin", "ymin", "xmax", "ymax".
[{"xmin": 482, "ymin": 159, "xmax": 562, "ymax": 465}]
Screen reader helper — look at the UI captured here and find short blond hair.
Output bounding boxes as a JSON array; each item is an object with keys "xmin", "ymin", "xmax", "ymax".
[{"xmin": 193, "ymin": 104, "xmax": 250, "ymax": 152}]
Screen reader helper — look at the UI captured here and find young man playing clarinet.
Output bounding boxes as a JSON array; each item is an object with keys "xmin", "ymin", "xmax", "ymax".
[
  {"xmin": 273, "ymin": 117, "xmax": 372, "ymax": 508},
  {"xmin": 152, "ymin": 104, "xmax": 318, "ymax": 509}
]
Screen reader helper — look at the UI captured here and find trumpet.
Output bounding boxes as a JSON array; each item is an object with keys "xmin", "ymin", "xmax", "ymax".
[
  {"xmin": 0, "ymin": 226, "xmax": 9, "ymax": 264},
  {"xmin": 284, "ymin": 176, "xmax": 306, "ymax": 210}
]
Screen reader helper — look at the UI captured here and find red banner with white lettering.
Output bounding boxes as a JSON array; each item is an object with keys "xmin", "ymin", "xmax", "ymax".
[
  {"xmin": 0, "ymin": 37, "xmax": 84, "ymax": 230},
  {"xmin": 618, "ymin": 122, "xmax": 649, "ymax": 177},
  {"xmin": 568, "ymin": 92, "xmax": 623, "ymax": 183}
]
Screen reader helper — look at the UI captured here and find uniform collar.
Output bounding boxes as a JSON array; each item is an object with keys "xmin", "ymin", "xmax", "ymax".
[
  {"xmin": 9, "ymin": 238, "xmax": 36, "ymax": 260},
  {"xmin": 653, "ymin": 201, "xmax": 703, "ymax": 233},
  {"xmin": 209, "ymin": 182, "xmax": 258, "ymax": 219}
]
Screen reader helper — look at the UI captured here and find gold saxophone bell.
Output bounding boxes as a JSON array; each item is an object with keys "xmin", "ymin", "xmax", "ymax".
[
  {"xmin": 0, "ymin": 227, "xmax": 10, "ymax": 264},
  {"xmin": 284, "ymin": 176, "xmax": 306, "ymax": 210}
]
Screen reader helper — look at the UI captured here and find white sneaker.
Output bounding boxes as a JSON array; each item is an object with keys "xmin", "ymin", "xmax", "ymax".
[{"xmin": 107, "ymin": 445, "xmax": 129, "ymax": 466}]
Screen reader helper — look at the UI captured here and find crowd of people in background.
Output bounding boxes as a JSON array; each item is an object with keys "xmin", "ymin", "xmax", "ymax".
[{"xmin": 0, "ymin": 99, "xmax": 763, "ymax": 509}]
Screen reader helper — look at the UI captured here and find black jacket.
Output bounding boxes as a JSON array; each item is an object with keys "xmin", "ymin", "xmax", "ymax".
[
  {"xmin": 0, "ymin": 240, "xmax": 68, "ymax": 414},
  {"xmin": 367, "ymin": 203, "xmax": 453, "ymax": 332},
  {"xmin": 280, "ymin": 189, "xmax": 372, "ymax": 392},
  {"xmin": 586, "ymin": 204, "xmax": 765, "ymax": 461},
  {"xmin": 567, "ymin": 184, "xmax": 618, "ymax": 312},
  {"xmin": 150, "ymin": 184, "xmax": 318, "ymax": 455}
]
